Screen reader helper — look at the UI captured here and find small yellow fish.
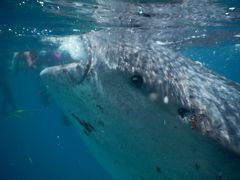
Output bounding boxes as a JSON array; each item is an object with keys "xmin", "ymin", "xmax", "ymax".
[{"xmin": 7, "ymin": 108, "xmax": 36, "ymax": 120}]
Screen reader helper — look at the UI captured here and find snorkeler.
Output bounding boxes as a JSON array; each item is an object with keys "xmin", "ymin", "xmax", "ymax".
[
  {"xmin": 21, "ymin": 51, "xmax": 37, "ymax": 67},
  {"xmin": 0, "ymin": 54, "xmax": 17, "ymax": 118},
  {"xmin": 0, "ymin": 53, "xmax": 36, "ymax": 119},
  {"xmin": 12, "ymin": 50, "xmax": 75, "ymax": 73},
  {"xmin": 0, "ymin": 79, "xmax": 17, "ymax": 117},
  {"xmin": 11, "ymin": 49, "xmax": 76, "ymax": 110},
  {"xmin": 37, "ymin": 50, "xmax": 75, "ymax": 68},
  {"xmin": 12, "ymin": 51, "xmax": 38, "ymax": 74}
]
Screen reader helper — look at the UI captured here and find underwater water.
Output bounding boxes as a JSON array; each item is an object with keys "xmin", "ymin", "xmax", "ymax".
[{"xmin": 0, "ymin": 0, "xmax": 240, "ymax": 180}]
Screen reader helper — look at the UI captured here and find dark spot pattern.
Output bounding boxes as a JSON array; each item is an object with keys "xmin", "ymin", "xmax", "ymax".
[
  {"xmin": 62, "ymin": 69, "xmax": 78, "ymax": 85},
  {"xmin": 142, "ymin": 13, "xmax": 152, "ymax": 18},
  {"xmin": 189, "ymin": 95, "xmax": 194, "ymax": 99},
  {"xmin": 194, "ymin": 163, "xmax": 200, "ymax": 170},
  {"xmin": 72, "ymin": 113, "xmax": 95, "ymax": 135},
  {"xmin": 98, "ymin": 121, "xmax": 105, "ymax": 127},
  {"xmin": 96, "ymin": 104, "xmax": 104, "ymax": 112},
  {"xmin": 156, "ymin": 166, "xmax": 162, "ymax": 174},
  {"xmin": 76, "ymin": 64, "xmax": 81, "ymax": 71},
  {"xmin": 217, "ymin": 172, "xmax": 222, "ymax": 180}
]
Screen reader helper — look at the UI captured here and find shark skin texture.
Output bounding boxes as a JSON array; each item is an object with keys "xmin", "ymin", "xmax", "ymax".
[{"xmin": 40, "ymin": 30, "xmax": 240, "ymax": 180}]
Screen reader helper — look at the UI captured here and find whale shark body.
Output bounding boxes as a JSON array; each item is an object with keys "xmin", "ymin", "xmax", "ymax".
[{"xmin": 40, "ymin": 30, "xmax": 240, "ymax": 180}]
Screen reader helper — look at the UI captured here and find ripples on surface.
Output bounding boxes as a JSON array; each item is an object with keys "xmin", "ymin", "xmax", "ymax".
[{"xmin": 0, "ymin": 0, "xmax": 239, "ymax": 51}]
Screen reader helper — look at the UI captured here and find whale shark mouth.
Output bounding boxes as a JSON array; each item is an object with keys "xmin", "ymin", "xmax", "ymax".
[
  {"xmin": 40, "ymin": 57, "xmax": 92, "ymax": 86},
  {"xmin": 75, "ymin": 58, "xmax": 92, "ymax": 84}
]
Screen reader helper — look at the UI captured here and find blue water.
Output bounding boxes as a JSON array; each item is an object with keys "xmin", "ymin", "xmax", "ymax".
[
  {"xmin": 0, "ymin": 0, "xmax": 240, "ymax": 180},
  {"xmin": 0, "ymin": 1, "xmax": 112, "ymax": 179}
]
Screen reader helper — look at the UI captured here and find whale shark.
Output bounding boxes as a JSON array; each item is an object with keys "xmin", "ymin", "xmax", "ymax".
[{"xmin": 40, "ymin": 30, "xmax": 240, "ymax": 180}]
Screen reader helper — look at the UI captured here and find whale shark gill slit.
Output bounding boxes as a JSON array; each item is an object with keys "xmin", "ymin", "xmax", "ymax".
[
  {"xmin": 62, "ymin": 59, "xmax": 92, "ymax": 86},
  {"xmin": 71, "ymin": 113, "xmax": 96, "ymax": 135},
  {"xmin": 77, "ymin": 58, "xmax": 92, "ymax": 84}
]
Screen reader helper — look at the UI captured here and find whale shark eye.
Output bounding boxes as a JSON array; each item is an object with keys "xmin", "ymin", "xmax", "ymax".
[
  {"xmin": 177, "ymin": 107, "xmax": 190, "ymax": 118},
  {"xmin": 131, "ymin": 74, "xmax": 143, "ymax": 87}
]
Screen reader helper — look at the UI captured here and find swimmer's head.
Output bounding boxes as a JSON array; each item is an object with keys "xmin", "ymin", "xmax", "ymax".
[{"xmin": 12, "ymin": 51, "xmax": 38, "ymax": 73}]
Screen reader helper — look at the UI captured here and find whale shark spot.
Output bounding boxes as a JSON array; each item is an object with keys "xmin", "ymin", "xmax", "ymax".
[
  {"xmin": 97, "ymin": 121, "xmax": 105, "ymax": 127},
  {"xmin": 194, "ymin": 163, "xmax": 200, "ymax": 170},
  {"xmin": 96, "ymin": 104, "xmax": 104, "ymax": 113},
  {"xmin": 156, "ymin": 166, "xmax": 162, "ymax": 174}
]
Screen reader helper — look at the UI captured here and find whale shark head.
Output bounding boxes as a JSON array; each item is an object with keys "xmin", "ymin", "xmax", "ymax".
[{"xmin": 40, "ymin": 32, "xmax": 240, "ymax": 180}]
